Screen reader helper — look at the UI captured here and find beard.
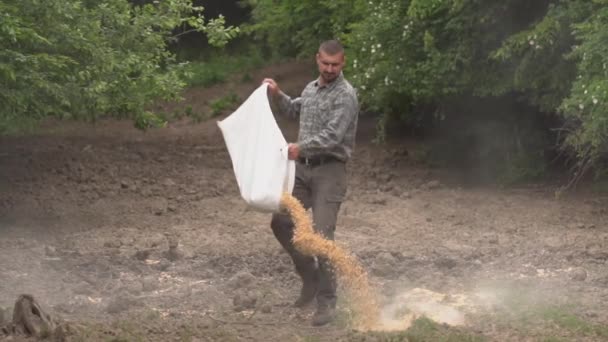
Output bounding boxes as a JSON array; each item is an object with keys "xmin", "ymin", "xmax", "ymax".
[{"xmin": 322, "ymin": 72, "xmax": 338, "ymax": 83}]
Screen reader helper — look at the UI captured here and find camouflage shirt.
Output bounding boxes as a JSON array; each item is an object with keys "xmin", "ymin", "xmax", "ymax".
[{"xmin": 276, "ymin": 73, "xmax": 359, "ymax": 162}]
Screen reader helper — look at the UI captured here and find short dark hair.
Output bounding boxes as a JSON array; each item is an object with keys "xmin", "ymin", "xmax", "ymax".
[{"xmin": 319, "ymin": 40, "xmax": 344, "ymax": 56}]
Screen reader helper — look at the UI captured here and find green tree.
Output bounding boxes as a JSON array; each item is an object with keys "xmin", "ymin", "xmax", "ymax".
[
  {"xmin": 242, "ymin": 0, "xmax": 365, "ymax": 58},
  {"xmin": 0, "ymin": 0, "xmax": 238, "ymax": 133},
  {"xmin": 247, "ymin": 0, "xmax": 608, "ymax": 182}
]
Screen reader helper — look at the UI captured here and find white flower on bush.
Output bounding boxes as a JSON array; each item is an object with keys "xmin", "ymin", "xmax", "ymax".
[
  {"xmin": 579, "ymin": 103, "xmax": 585, "ymax": 110},
  {"xmin": 593, "ymin": 97, "xmax": 598, "ymax": 105}
]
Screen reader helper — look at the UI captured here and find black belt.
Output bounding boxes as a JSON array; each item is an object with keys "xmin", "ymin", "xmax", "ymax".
[{"xmin": 298, "ymin": 155, "xmax": 340, "ymax": 167}]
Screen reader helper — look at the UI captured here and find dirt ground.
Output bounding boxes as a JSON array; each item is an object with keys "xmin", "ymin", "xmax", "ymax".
[{"xmin": 2, "ymin": 61, "xmax": 608, "ymax": 342}]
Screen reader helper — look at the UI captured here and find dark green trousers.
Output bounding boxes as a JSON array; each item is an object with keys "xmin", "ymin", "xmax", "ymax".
[{"xmin": 271, "ymin": 159, "xmax": 347, "ymax": 309}]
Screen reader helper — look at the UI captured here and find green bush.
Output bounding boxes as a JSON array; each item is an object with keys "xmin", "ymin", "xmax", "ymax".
[
  {"xmin": 209, "ymin": 92, "xmax": 240, "ymax": 117},
  {"xmin": 245, "ymin": 0, "xmax": 608, "ymax": 179},
  {"xmin": 0, "ymin": 0, "xmax": 238, "ymax": 133}
]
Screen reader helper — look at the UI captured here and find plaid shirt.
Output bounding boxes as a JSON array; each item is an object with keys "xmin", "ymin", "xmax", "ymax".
[{"xmin": 276, "ymin": 73, "xmax": 359, "ymax": 162}]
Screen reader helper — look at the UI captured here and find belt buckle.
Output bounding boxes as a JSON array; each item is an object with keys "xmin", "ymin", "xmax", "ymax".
[{"xmin": 300, "ymin": 157, "xmax": 313, "ymax": 166}]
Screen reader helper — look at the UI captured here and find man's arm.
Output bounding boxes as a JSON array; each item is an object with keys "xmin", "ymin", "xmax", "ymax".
[
  {"xmin": 263, "ymin": 78, "xmax": 301, "ymax": 119},
  {"xmin": 298, "ymin": 94, "xmax": 358, "ymax": 155}
]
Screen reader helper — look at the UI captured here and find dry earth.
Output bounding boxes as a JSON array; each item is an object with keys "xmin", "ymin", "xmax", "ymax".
[{"xmin": 1, "ymin": 61, "xmax": 608, "ymax": 341}]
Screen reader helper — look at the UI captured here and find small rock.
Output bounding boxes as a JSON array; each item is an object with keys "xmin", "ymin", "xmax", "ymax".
[
  {"xmin": 103, "ymin": 240, "xmax": 122, "ymax": 248},
  {"xmin": 141, "ymin": 276, "xmax": 160, "ymax": 292},
  {"xmin": 372, "ymin": 253, "xmax": 396, "ymax": 278},
  {"xmin": 162, "ymin": 178, "xmax": 176, "ymax": 187},
  {"xmin": 121, "ymin": 281, "xmax": 143, "ymax": 296},
  {"xmin": 260, "ymin": 305, "xmax": 272, "ymax": 314},
  {"xmin": 147, "ymin": 234, "xmax": 165, "ymax": 248},
  {"xmin": 376, "ymin": 252, "xmax": 396, "ymax": 265},
  {"xmin": 133, "ymin": 249, "xmax": 152, "ymax": 261},
  {"xmin": 544, "ymin": 236, "xmax": 562, "ymax": 249},
  {"xmin": 106, "ymin": 294, "xmax": 142, "ymax": 314},
  {"xmin": 370, "ymin": 196, "xmax": 387, "ymax": 205},
  {"xmin": 434, "ymin": 257, "xmax": 458, "ymax": 269},
  {"xmin": 367, "ymin": 180, "xmax": 379, "ymax": 191},
  {"xmin": 227, "ymin": 271, "xmax": 257, "ymax": 290},
  {"xmin": 120, "ymin": 180, "xmax": 129, "ymax": 189},
  {"xmin": 400, "ymin": 191, "xmax": 412, "ymax": 199},
  {"xmin": 422, "ymin": 180, "xmax": 441, "ymax": 190},
  {"xmin": 570, "ymin": 267, "xmax": 587, "ymax": 281},
  {"xmin": 380, "ymin": 183, "xmax": 394, "ymax": 192},
  {"xmin": 73, "ymin": 282, "xmax": 94, "ymax": 296},
  {"xmin": 153, "ymin": 260, "xmax": 172, "ymax": 272},
  {"xmin": 483, "ymin": 233, "xmax": 499, "ymax": 244},
  {"xmin": 233, "ymin": 291, "xmax": 257, "ymax": 312},
  {"xmin": 165, "ymin": 247, "xmax": 182, "ymax": 262},
  {"xmin": 164, "ymin": 235, "xmax": 182, "ymax": 261},
  {"xmin": 371, "ymin": 263, "xmax": 394, "ymax": 278},
  {"xmin": 45, "ymin": 245, "xmax": 58, "ymax": 257},
  {"xmin": 378, "ymin": 173, "xmax": 393, "ymax": 183}
]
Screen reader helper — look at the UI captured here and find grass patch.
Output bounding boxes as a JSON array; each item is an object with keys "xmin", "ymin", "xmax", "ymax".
[
  {"xmin": 540, "ymin": 307, "xmax": 608, "ymax": 338},
  {"xmin": 209, "ymin": 92, "xmax": 240, "ymax": 117},
  {"xmin": 486, "ymin": 293, "xmax": 608, "ymax": 341},
  {"xmin": 346, "ymin": 317, "xmax": 485, "ymax": 342}
]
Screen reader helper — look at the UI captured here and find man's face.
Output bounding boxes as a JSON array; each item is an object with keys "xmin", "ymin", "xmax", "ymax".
[{"xmin": 316, "ymin": 50, "xmax": 345, "ymax": 84}]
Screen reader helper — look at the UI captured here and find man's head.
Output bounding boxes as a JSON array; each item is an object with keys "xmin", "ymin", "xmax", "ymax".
[{"xmin": 316, "ymin": 40, "xmax": 345, "ymax": 85}]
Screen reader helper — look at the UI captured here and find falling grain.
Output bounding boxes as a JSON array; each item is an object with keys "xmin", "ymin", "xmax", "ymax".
[{"xmin": 280, "ymin": 192, "xmax": 380, "ymax": 330}]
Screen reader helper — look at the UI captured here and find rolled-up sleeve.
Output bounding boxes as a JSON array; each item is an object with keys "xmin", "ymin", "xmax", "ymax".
[{"xmin": 276, "ymin": 91, "xmax": 302, "ymax": 119}]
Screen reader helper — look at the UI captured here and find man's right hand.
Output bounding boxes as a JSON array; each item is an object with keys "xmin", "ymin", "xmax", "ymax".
[{"xmin": 263, "ymin": 78, "xmax": 280, "ymax": 97}]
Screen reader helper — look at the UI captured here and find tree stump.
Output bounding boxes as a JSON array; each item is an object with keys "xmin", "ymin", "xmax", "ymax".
[{"xmin": 10, "ymin": 294, "xmax": 56, "ymax": 338}]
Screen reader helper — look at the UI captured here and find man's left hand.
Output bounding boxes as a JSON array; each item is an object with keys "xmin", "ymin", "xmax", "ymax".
[{"xmin": 287, "ymin": 143, "xmax": 300, "ymax": 160}]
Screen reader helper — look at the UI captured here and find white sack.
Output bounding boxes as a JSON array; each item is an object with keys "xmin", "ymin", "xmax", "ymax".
[{"xmin": 217, "ymin": 83, "xmax": 295, "ymax": 212}]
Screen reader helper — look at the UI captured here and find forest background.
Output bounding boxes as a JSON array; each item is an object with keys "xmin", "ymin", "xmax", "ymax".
[{"xmin": 2, "ymin": 0, "xmax": 608, "ymax": 187}]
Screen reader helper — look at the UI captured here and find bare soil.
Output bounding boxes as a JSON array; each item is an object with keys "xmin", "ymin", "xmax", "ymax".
[{"xmin": 1, "ymin": 61, "xmax": 608, "ymax": 341}]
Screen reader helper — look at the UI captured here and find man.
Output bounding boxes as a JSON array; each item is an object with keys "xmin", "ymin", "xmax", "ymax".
[{"xmin": 263, "ymin": 39, "xmax": 359, "ymax": 326}]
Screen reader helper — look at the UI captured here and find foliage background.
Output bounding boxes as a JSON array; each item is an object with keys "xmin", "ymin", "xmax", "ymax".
[
  {"xmin": 0, "ymin": 0, "xmax": 238, "ymax": 132},
  {"xmin": 2, "ymin": 0, "xmax": 608, "ymax": 184},
  {"xmin": 244, "ymin": 0, "xmax": 608, "ymax": 184}
]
